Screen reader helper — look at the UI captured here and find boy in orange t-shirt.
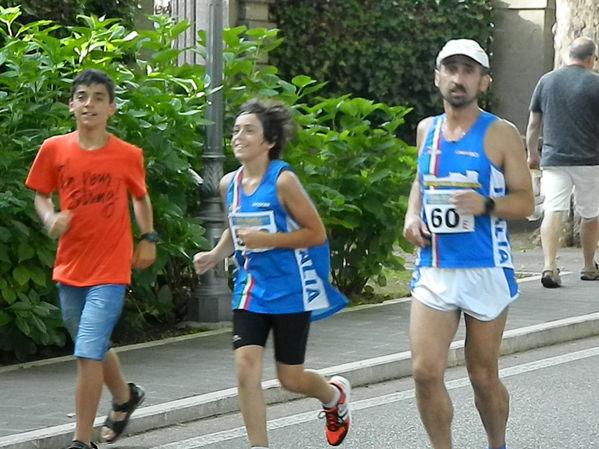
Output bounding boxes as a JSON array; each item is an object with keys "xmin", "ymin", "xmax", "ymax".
[{"xmin": 25, "ymin": 69, "xmax": 156, "ymax": 449}]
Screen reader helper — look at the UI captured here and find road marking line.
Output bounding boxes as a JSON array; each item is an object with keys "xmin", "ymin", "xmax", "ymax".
[{"xmin": 150, "ymin": 345, "xmax": 599, "ymax": 448}]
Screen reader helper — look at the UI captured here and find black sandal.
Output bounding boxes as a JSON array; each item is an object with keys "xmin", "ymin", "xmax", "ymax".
[
  {"xmin": 66, "ymin": 441, "xmax": 98, "ymax": 449},
  {"xmin": 102, "ymin": 382, "xmax": 146, "ymax": 443}
]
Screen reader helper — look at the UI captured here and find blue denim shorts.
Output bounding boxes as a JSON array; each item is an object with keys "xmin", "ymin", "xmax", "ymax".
[{"xmin": 57, "ymin": 283, "xmax": 126, "ymax": 361}]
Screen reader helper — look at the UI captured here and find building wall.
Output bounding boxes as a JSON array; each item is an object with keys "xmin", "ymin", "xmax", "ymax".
[
  {"xmin": 169, "ymin": 0, "xmax": 232, "ymax": 65},
  {"xmin": 234, "ymin": 0, "xmax": 275, "ymax": 29},
  {"xmin": 492, "ymin": 0, "xmax": 556, "ymax": 133}
]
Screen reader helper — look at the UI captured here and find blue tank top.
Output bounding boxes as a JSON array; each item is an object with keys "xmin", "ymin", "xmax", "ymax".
[
  {"xmin": 416, "ymin": 111, "xmax": 513, "ymax": 269},
  {"xmin": 226, "ymin": 160, "xmax": 347, "ymax": 320}
]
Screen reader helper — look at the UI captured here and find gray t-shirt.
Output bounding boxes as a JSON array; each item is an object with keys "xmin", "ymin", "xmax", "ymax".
[{"xmin": 530, "ymin": 65, "xmax": 599, "ymax": 166}]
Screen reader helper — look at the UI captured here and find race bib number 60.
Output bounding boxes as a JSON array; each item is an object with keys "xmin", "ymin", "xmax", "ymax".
[{"xmin": 423, "ymin": 190, "xmax": 475, "ymax": 234}]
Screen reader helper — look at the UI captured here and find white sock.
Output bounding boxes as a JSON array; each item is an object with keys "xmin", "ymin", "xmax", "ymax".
[{"xmin": 323, "ymin": 384, "xmax": 340, "ymax": 409}]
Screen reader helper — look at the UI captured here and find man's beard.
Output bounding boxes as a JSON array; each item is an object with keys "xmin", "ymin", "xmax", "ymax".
[{"xmin": 443, "ymin": 92, "xmax": 477, "ymax": 109}]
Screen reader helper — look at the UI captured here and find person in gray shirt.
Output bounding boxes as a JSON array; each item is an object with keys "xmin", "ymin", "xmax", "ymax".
[{"xmin": 526, "ymin": 37, "xmax": 599, "ymax": 288}]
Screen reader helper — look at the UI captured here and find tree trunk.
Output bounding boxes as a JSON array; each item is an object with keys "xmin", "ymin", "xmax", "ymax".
[{"xmin": 554, "ymin": 0, "xmax": 599, "ymax": 68}]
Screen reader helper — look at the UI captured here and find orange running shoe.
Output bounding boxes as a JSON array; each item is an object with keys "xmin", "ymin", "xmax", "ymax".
[{"xmin": 320, "ymin": 376, "xmax": 351, "ymax": 446}]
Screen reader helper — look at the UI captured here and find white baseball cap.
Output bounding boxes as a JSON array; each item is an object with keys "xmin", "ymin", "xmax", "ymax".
[{"xmin": 436, "ymin": 39, "xmax": 490, "ymax": 69}]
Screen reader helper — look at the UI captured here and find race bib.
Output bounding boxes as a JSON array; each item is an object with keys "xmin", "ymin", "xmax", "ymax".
[
  {"xmin": 423, "ymin": 190, "xmax": 475, "ymax": 234},
  {"xmin": 229, "ymin": 211, "xmax": 277, "ymax": 252}
]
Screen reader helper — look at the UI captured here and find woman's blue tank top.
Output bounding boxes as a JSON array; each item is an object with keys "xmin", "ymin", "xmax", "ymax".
[{"xmin": 226, "ymin": 160, "xmax": 347, "ymax": 321}]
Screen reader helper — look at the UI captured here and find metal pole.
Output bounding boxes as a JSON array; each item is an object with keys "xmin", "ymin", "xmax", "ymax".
[{"xmin": 187, "ymin": 0, "xmax": 231, "ymax": 324}]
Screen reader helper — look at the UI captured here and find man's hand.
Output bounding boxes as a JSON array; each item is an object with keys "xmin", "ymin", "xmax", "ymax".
[
  {"xmin": 450, "ymin": 190, "xmax": 486, "ymax": 215},
  {"xmin": 132, "ymin": 239, "xmax": 156, "ymax": 269},
  {"xmin": 46, "ymin": 210, "xmax": 72, "ymax": 238},
  {"xmin": 403, "ymin": 215, "xmax": 431, "ymax": 248}
]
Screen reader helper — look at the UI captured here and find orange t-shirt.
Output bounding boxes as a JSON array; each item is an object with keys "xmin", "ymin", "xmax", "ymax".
[{"xmin": 25, "ymin": 132, "xmax": 147, "ymax": 286}]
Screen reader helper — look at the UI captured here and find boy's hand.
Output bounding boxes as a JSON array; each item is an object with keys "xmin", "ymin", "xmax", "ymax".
[
  {"xmin": 132, "ymin": 240, "xmax": 156, "ymax": 269},
  {"xmin": 46, "ymin": 210, "xmax": 72, "ymax": 238}
]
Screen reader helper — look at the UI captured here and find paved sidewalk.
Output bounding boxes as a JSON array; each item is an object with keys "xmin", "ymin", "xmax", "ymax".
[{"xmin": 1, "ymin": 245, "xmax": 598, "ymax": 449}]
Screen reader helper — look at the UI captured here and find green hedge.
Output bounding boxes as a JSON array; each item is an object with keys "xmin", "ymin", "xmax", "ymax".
[
  {"xmin": 0, "ymin": 0, "xmax": 141, "ymax": 28},
  {"xmin": 0, "ymin": 11, "xmax": 211, "ymax": 361},
  {"xmin": 270, "ymin": 0, "xmax": 494, "ymax": 141},
  {"xmin": 0, "ymin": 9, "xmax": 414, "ymax": 362}
]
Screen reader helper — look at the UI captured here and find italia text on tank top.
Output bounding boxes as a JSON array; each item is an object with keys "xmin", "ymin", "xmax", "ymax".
[
  {"xmin": 416, "ymin": 111, "xmax": 513, "ymax": 269},
  {"xmin": 226, "ymin": 160, "xmax": 347, "ymax": 320}
]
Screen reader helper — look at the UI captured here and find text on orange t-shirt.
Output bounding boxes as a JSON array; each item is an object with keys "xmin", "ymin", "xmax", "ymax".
[{"xmin": 25, "ymin": 132, "xmax": 147, "ymax": 286}]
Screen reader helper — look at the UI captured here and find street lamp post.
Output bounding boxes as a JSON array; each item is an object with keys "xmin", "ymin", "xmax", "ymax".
[{"xmin": 187, "ymin": 0, "xmax": 232, "ymax": 324}]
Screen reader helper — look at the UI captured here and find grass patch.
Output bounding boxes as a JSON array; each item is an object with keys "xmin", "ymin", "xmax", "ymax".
[{"xmin": 348, "ymin": 267, "xmax": 412, "ymax": 307}]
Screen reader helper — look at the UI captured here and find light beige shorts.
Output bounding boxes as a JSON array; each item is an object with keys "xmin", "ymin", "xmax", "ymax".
[{"xmin": 541, "ymin": 166, "xmax": 599, "ymax": 218}]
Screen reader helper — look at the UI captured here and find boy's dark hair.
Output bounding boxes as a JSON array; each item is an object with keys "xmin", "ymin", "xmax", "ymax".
[
  {"xmin": 238, "ymin": 98, "xmax": 296, "ymax": 160},
  {"xmin": 70, "ymin": 69, "xmax": 116, "ymax": 103}
]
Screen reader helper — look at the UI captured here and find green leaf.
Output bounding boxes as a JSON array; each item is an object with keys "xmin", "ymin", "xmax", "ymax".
[
  {"xmin": 30, "ymin": 315, "xmax": 47, "ymax": 334},
  {"xmin": 17, "ymin": 242, "xmax": 35, "ymax": 262},
  {"xmin": 0, "ymin": 243, "xmax": 9, "ymax": 263},
  {"xmin": 1, "ymin": 286, "xmax": 17, "ymax": 304},
  {"xmin": 257, "ymin": 88, "xmax": 278, "ymax": 97},
  {"xmin": 13, "ymin": 265, "xmax": 30, "ymax": 286},
  {"xmin": 369, "ymin": 169, "xmax": 392, "ymax": 183},
  {"xmin": 152, "ymin": 49, "xmax": 181, "ymax": 65},
  {"xmin": 0, "ymin": 310, "xmax": 11, "ymax": 326},
  {"xmin": 0, "ymin": 226, "xmax": 11, "ymax": 242},
  {"xmin": 29, "ymin": 267, "xmax": 47, "ymax": 287},
  {"xmin": 157, "ymin": 285, "xmax": 173, "ymax": 305},
  {"xmin": 291, "ymin": 75, "xmax": 315, "ymax": 89},
  {"xmin": 15, "ymin": 316, "xmax": 31, "ymax": 336}
]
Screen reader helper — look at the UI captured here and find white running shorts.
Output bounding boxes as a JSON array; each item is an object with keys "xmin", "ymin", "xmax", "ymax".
[{"xmin": 410, "ymin": 266, "xmax": 518, "ymax": 322}]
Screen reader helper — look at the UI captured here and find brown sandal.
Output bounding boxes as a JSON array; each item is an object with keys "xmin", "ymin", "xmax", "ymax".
[{"xmin": 580, "ymin": 262, "xmax": 599, "ymax": 280}]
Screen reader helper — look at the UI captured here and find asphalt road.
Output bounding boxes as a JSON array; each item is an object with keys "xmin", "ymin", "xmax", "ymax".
[{"xmin": 111, "ymin": 336, "xmax": 599, "ymax": 449}]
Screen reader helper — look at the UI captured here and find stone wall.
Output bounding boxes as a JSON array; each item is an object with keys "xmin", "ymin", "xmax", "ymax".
[
  {"xmin": 235, "ymin": 0, "xmax": 275, "ymax": 29},
  {"xmin": 554, "ymin": 0, "xmax": 599, "ymax": 68}
]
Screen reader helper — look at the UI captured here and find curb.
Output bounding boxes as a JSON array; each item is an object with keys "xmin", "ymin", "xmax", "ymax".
[
  {"xmin": 2, "ymin": 312, "xmax": 599, "ymax": 449},
  {"xmin": 0, "ymin": 299, "xmax": 412, "ymax": 376}
]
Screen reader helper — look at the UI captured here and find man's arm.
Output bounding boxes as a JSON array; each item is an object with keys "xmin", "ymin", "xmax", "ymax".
[
  {"xmin": 525, "ymin": 110, "xmax": 543, "ymax": 169},
  {"xmin": 132, "ymin": 194, "xmax": 156, "ymax": 269},
  {"xmin": 402, "ymin": 117, "xmax": 432, "ymax": 248}
]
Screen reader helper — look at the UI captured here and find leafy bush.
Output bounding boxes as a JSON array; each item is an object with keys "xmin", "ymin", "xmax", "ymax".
[
  {"xmin": 0, "ymin": 0, "xmax": 142, "ymax": 28},
  {"xmin": 270, "ymin": 0, "xmax": 494, "ymax": 141},
  {"xmin": 289, "ymin": 96, "xmax": 415, "ymax": 296},
  {"xmin": 0, "ymin": 10, "xmax": 208, "ymax": 361},
  {"xmin": 0, "ymin": 9, "xmax": 415, "ymax": 361},
  {"xmin": 212, "ymin": 29, "xmax": 417, "ymax": 296}
]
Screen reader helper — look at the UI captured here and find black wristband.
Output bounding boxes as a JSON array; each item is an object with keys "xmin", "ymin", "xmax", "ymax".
[
  {"xmin": 484, "ymin": 197, "xmax": 496, "ymax": 215},
  {"xmin": 140, "ymin": 232, "xmax": 158, "ymax": 243}
]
